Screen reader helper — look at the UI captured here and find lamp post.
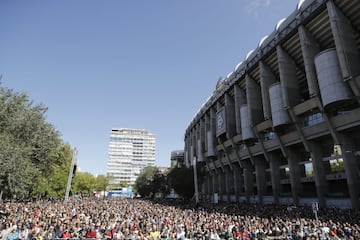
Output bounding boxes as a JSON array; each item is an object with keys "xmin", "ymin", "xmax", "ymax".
[{"xmin": 193, "ymin": 156, "xmax": 199, "ymax": 204}]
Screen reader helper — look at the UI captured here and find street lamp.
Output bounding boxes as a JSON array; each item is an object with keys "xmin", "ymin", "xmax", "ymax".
[{"xmin": 193, "ymin": 156, "xmax": 199, "ymax": 204}]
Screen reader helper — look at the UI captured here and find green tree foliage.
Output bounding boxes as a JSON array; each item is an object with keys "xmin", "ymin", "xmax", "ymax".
[
  {"xmin": 134, "ymin": 166, "xmax": 157, "ymax": 198},
  {"xmin": 167, "ymin": 166, "xmax": 194, "ymax": 200},
  {"xmin": 0, "ymin": 134, "xmax": 38, "ymax": 199},
  {"xmin": 0, "ymin": 83, "xmax": 74, "ymax": 199},
  {"xmin": 153, "ymin": 171, "xmax": 170, "ymax": 197},
  {"xmin": 93, "ymin": 174, "xmax": 114, "ymax": 193},
  {"xmin": 39, "ymin": 143, "xmax": 74, "ymax": 197},
  {"xmin": 134, "ymin": 166, "xmax": 168, "ymax": 198},
  {"xmin": 73, "ymin": 172, "xmax": 96, "ymax": 194}
]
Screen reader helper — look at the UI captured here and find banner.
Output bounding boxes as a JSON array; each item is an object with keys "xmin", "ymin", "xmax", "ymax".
[{"xmin": 216, "ymin": 106, "xmax": 226, "ymax": 137}]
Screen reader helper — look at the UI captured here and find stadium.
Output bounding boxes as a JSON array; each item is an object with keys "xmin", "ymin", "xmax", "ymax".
[{"xmin": 184, "ymin": 0, "xmax": 360, "ymax": 209}]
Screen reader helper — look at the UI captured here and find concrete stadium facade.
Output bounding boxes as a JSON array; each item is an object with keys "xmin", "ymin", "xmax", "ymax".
[{"xmin": 184, "ymin": 0, "xmax": 360, "ymax": 209}]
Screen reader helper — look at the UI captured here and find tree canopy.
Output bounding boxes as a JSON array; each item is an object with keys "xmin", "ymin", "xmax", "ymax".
[
  {"xmin": 134, "ymin": 166, "xmax": 169, "ymax": 198},
  {"xmin": 167, "ymin": 166, "xmax": 195, "ymax": 200},
  {"xmin": 0, "ymin": 83, "xmax": 73, "ymax": 199}
]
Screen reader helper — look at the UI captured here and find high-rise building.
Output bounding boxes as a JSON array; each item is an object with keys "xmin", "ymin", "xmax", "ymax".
[{"xmin": 107, "ymin": 128, "xmax": 156, "ymax": 186}]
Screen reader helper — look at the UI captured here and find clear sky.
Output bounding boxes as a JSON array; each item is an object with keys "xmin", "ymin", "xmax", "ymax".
[{"xmin": 0, "ymin": 0, "xmax": 298, "ymax": 175}]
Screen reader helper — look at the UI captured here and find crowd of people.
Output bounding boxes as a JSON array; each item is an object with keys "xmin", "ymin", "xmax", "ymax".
[{"xmin": 0, "ymin": 196, "xmax": 359, "ymax": 239}]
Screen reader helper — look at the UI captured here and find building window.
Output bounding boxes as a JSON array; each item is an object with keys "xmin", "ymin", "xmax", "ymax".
[
  {"xmin": 332, "ymin": 144, "xmax": 342, "ymax": 156},
  {"xmin": 281, "ymin": 167, "xmax": 290, "ymax": 179},
  {"xmin": 239, "ymin": 144, "xmax": 246, "ymax": 151},
  {"xmin": 264, "ymin": 131, "xmax": 276, "ymax": 141},
  {"xmin": 304, "ymin": 162, "xmax": 313, "ymax": 177},
  {"xmin": 285, "ymin": 167, "xmax": 290, "ymax": 177},
  {"xmin": 329, "ymin": 158, "xmax": 344, "ymax": 173},
  {"xmin": 303, "ymin": 112, "xmax": 324, "ymax": 127}
]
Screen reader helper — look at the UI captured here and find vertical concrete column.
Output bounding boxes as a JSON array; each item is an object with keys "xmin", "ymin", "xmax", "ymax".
[
  {"xmin": 269, "ymin": 153, "xmax": 281, "ymax": 204},
  {"xmin": 298, "ymin": 25, "xmax": 320, "ymax": 97},
  {"xmin": 224, "ymin": 166, "xmax": 232, "ymax": 202},
  {"xmin": 339, "ymin": 134, "xmax": 360, "ymax": 209},
  {"xmin": 186, "ymin": 136, "xmax": 192, "ymax": 167},
  {"xmin": 205, "ymin": 113, "xmax": 210, "ymax": 154},
  {"xmin": 232, "ymin": 163, "xmax": 241, "ymax": 202},
  {"xmin": 204, "ymin": 175, "xmax": 208, "ymax": 201},
  {"xmin": 195, "ymin": 125, "xmax": 200, "ymax": 161},
  {"xmin": 260, "ymin": 61, "xmax": 277, "ymax": 120},
  {"xmin": 184, "ymin": 135, "xmax": 189, "ymax": 167},
  {"xmin": 192, "ymin": 129, "xmax": 197, "ymax": 160},
  {"xmin": 239, "ymin": 166, "xmax": 245, "ymax": 201},
  {"xmin": 222, "ymin": 170, "xmax": 228, "ymax": 202},
  {"xmin": 217, "ymin": 172, "xmax": 223, "ymax": 202},
  {"xmin": 243, "ymin": 160, "xmax": 254, "ymax": 202},
  {"xmin": 309, "ymin": 141, "xmax": 328, "ymax": 208},
  {"xmin": 327, "ymin": 1, "xmax": 360, "ymax": 94},
  {"xmin": 208, "ymin": 174, "xmax": 213, "ymax": 201},
  {"xmin": 207, "ymin": 108, "xmax": 216, "ymax": 157},
  {"xmin": 190, "ymin": 130, "xmax": 196, "ymax": 168},
  {"xmin": 225, "ymin": 93, "xmax": 236, "ymax": 138},
  {"xmin": 277, "ymin": 46, "xmax": 301, "ymax": 108},
  {"xmin": 189, "ymin": 145, "xmax": 194, "ymax": 169},
  {"xmin": 255, "ymin": 158, "xmax": 267, "ymax": 204},
  {"xmin": 208, "ymin": 172, "xmax": 212, "ymax": 199},
  {"xmin": 246, "ymin": 74, "xmax": 263, "ymax": 126},
  {"xmin": 197, "ymin": 120, "xmax": 205, "ymax": 162},
  {"xmin": 288, "ymin": 148, "xmax": 303, "ymax": 205},
  {"xmin": 234, "ymin": 85, "xmax": 247, "ymax": 135},
  {"xmin": 210, "ymin": 173, "xmax": 215, "ymax": 202},
  {"xmin": 200, "ymin": 171, "xmax": 205, "ymax": 201}
]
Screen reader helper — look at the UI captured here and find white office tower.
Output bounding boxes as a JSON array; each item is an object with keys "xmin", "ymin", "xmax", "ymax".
[{"xmin": 107, "ymin": 128, "xmax": 156, "ymax": 186}]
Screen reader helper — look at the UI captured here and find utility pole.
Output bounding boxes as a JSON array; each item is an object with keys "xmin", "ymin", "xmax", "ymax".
[{"xmin": 64, "ymin": 148, "xmax": 77, "ymax": 202}]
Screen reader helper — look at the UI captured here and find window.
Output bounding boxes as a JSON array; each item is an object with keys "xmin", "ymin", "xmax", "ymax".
[
  {"xmin": 329, "ymin": 158, "xmax": 344, "ymax": 173},
  {"xmin": 264, "ymin": 131, "xmax": 276, "ymax": 141},
  {"xmin": 303, "ymin": 112, "xmax": 324, "ymax": 127},
  {"xmin": 304, "ymin": 163, "xmax": 313, "ymax": 177},
  {"xmin": 285, "ymin": 167, "xmax": 290, "ymax": 177},
  {"xmin": 332, "ymin": 144, "xmax": 342, "ymax": 156},
  {"xmin": 280, "ymin": 167, "xmax": 290, "ymax": 179}
]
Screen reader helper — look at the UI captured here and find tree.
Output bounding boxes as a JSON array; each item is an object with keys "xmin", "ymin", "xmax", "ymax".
[
  {"xmin": 0, "ymin": 83, "xmax": 74, "ymax": 199},
  {"xmin": 0, "ymin": 134, "xmax": 38, "ymax": 199},
  {"xmin": 153, "ymin": 171, "xmax": 170, "ymax": 197},
  {"xmin": 38, "ymin": 143, "xmax": 74, "ymax": 198},
  {"xmin": 167, "ymin": 166, "xmax": 194, "ymax": 200},
  {"xmin": 93, "ymin": 175, "xmax": 114, "ymax": 197},
  {"xmin": 134, "ymin": 166, "xmax": 156, "ymax": 198},
  {"xmin": 73, "ymin": 172, "xmax": 96, "ymax": 194},
  {"xmin": 134, "ymin": 166, "xmax": 167, "ymax": 198}
]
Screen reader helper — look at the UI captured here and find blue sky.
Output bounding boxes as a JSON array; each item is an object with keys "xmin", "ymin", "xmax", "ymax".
[{"xmin": 0, "ymin": 0, "xmax": 298, "ymax": 175}]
